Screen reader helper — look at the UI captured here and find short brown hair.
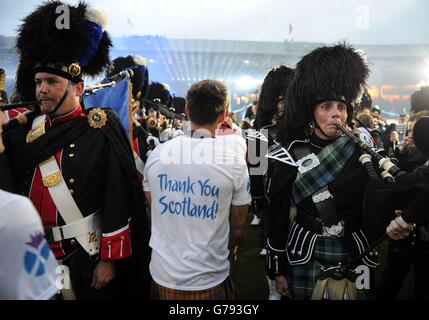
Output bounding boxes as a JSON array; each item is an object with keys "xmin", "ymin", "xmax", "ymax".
[
  {"xmin": 356, "ymin": 112, "xmax": 374, "ymax": 129},
  {"xmin": 186, "ymin": 80, "xmax": 228, "ymax": 126}
]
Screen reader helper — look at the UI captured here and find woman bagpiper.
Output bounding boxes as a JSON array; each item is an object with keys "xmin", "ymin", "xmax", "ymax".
[{"xmin": 265, "ymin": 43, "xmax": 378, "ymax": 300}]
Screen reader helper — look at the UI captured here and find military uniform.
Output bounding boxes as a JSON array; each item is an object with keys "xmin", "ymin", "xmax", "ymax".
[
  {"xmin": 265, "ymin": 44, "xmax": 377, "ymax": 300},
  {"xmin": 266, "ymin": 134, "xmax": 379, "ymax": 299},
  {"xmin": 8, "ymin": 0, "xmax": 153, "ymax": 299},
  {"xmin": 4, "ymin": 105, "xmax": 151, "ymax": 298}
]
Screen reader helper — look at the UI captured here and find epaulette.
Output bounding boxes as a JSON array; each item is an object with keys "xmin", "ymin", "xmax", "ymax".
[
  {"xmin": 87, "ymin": 107, "xmax": 107, "ymax": 129},
  {"xmin": 266, "ymin": 143, "xmax": 297, "ymax": 167},
  {"xmin": 246, "ymin": 129, "xmax": 268, "ymax": 142}
]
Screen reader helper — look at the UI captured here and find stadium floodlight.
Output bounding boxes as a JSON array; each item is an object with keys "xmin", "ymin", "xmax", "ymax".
[{"xmin": 235, "ymin": 76, "xmax": 261, "ymax": 91}]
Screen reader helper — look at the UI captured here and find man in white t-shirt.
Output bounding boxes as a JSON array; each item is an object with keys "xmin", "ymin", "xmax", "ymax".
[
  {"xmin": 143, "ymin": 80, "xmax": 251, "ymax": 300},
  {"xmin": 0, "ymin": 109, "xmax": 58, "ymax": 300}
]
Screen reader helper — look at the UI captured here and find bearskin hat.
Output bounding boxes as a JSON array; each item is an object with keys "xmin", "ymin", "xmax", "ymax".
[
  {"xmin": 411, "ymin": 86, "xmax": 429, "ymax": 114},
  {"xmin": 283, "ymin": 43, "xmax": 369, "ymax": 141},
  {"xmin": 106, "ymin": 55, "xmax": 149, "ymax": 101},
  {"xmin": 359, "ymin": 88, "xmax": 372, "ymax": 111},
  {"xmin": 413, "ymin": 116, "xmax": 429, "ymax": 157},
  {"xmin": 15, "ymin": 1, "xmax": 112, "ymax": 101},
  {"xmin": 254, "ymin": 65, "xmax": 294, "ymax": 130},
  {"xmin": 143, "ymin": 82, "xmax": 172, "ymax": 110},
  {"xmin": 172, "ymin": 96, "xmax": 186, "ymax": 116}
]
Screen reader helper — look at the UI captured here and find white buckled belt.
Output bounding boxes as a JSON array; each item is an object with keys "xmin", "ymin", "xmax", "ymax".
[
  {"xmin": 29, "ymin": 115, "xmax": 101, "ymax": 256},
  {"xmin": 48, "ymin": 210, "xmax": 101, "ymax": 242}
]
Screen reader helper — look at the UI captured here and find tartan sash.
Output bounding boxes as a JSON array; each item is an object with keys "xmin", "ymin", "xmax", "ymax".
[{"xmin": 292, "ymin": 137, "xmax": 356, "ymax": 204}]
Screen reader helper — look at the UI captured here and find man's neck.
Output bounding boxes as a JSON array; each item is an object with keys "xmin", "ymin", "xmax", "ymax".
[{"xmin": 189, "ymin": 122, "xmax": 218, "ymax": 138}]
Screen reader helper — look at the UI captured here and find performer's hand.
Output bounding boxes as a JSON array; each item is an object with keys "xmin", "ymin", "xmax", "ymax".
[
  {"xmin": 146, "ymin": 136, "xmax": 160, "ymax": 147},
  {"xmin": 275, "ymin": 275, "xmax": 292, "ymax": 298},
  {"xmin": 91, "ymin": 260, "xmax": 115, "ymax": 290},
  {"xmin": 386, "ymin": 210, "xmax": 414, "ymax": 240}
]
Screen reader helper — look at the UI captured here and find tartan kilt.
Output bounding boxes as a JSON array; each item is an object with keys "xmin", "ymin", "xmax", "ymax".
[
  {"xmin": 150, "ymin": 277, "xmax": 235, "ymax": 300},
  {"xmin": 288, "ymin": 237, "xmax": 369, "ymax": 300}
]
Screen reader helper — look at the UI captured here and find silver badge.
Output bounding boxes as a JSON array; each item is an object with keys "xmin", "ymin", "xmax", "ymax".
[
  {"xmin": 296, "ymin": 153, "xmax": 320, "ymax": 174},
  {"xmin": 322, "ymin": 221, "xmax": 345, "ymax": 238}
]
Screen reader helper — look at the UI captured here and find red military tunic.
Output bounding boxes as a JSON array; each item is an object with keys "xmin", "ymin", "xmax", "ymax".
[{"xmin": 7, "ymin": 106, "xmax": 133, "ymax": 261}]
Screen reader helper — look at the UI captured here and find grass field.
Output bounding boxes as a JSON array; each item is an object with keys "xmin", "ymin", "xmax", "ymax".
[{"xmin": 234, "ymin": 215, "xmax": 268, "ymax": 300}]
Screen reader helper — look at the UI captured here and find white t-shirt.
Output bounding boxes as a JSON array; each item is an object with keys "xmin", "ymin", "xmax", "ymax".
[
  {"xmin": 0, "ymin": 190, "xmax": 58, "ymax": 300},
  {"xmin": 215, "ymin": 134, "xmax": 247, "ymax": 158},
  {"xmin": 143, "ymin": 135, "xmax": 251, "ymax": 291}
]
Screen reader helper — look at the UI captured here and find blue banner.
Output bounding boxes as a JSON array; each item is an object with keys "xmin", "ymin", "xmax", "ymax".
[{"xmin": 83, "ymin": 78, "xmax": 131, "ymax": 138}]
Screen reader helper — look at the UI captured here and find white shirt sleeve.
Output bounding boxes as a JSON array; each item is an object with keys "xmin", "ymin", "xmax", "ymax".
[
  {"xmin": 231, "ymin": 159, "xmax": 252, "ymax": 206},
  {"xmin": 0, "ymin": 191, "xmax": 59, "ymax": 300}
]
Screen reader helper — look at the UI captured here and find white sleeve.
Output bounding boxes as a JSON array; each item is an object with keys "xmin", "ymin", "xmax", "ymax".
[
  {"xmin": 231, "ymin": 160, "xmax": 252, "ymax": 206},
  {"xmin": 0, "ymin": 193, "xmax": 59, "ymax": 300}
]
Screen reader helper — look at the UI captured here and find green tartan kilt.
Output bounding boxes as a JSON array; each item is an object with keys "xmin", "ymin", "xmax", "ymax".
[{"xmin": 288, "ymin": 237, "xmax": 371, "ymax": 300}]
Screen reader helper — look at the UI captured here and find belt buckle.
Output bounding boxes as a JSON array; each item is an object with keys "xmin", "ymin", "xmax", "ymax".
[
  {"xmin": 44, "ymin": 226, "xmax": 64, "ymax": 242},
  {"xmin": 297, "ymin": 153, "xmax": 320, "ymax": 174},
  {"xmin": 322, "ymin": 220, "xmax": 345, "ymax": 238}
]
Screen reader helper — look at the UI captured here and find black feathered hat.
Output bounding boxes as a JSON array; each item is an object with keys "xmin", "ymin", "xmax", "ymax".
[
  {"xmin": 413, "ymin": 116, "xmax": 429, "ymax": 158},
  {"xmin": 106, "ymin": 55, "xmax": 149, "ymax": 101},
  {"xmin": 254, "ymin": 65, "xmax": 294, "ymax": 130},
  {"xmin": 143, "ymin": 82, "xmax": 172, "ymax": 111},
  {"xmin": 359, "ymin": 88, "xmax": 372, "ymax": 111},
  {"xmin": 283, "ymin": 43, "xmax": 369, "ymax": 140},
  {"xmin": 172, "ymin": 96, "xmax": 186, "ymax": 116},
  {"xmin": 411, "ymin": 86, "xmax": 429, "ymax": 114},
  {"xmin": 15, "ymin": 1, "xmax": 112, "ymax": 101}
]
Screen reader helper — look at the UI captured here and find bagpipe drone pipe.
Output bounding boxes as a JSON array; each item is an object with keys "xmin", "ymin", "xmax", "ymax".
[
  {"xmin": 312, "ymin": 123, "xmax": 427, "ymax": 282},
  {"xmin": 336, "ymin": 122, "xmax": 429, "ymax": 241}
]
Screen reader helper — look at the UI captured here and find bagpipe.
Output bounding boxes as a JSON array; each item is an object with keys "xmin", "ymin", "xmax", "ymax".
[
  {"xmin": 314, "ymin": 121, "xmax": 429, "ymax": 289},
  {"xmin": 0, "ymin": 101, "xmax": 38, "ymax": 131},
  {"xmin": 310, "ymin": 122, "xmax": 408, "ymax": 299},
  {"xmin": 335, "ymin": 121, "xmax": 427, "ymax": 236},
  {"xmin": 335, "ymin": 124, "xmax": 403, "ymax": 183},
  {"xmin": 0, "ymin": 100, "xmax": 39, "ymax": 112},
  {"xmin": 0, "ymin": 70, "xmax": 137, "ymax": 132}
]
